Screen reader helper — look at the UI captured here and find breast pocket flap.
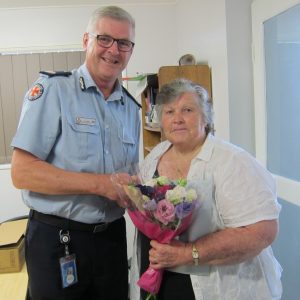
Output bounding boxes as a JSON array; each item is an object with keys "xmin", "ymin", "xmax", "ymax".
[{"xmin": 118, "ymin": 128, "xmax": 135, "ymax": 145}]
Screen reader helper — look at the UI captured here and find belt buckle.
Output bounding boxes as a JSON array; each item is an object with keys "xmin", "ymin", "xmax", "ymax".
[{"xmin": 93, "ymin": 223, "xmax": 108, "ymax": 233}]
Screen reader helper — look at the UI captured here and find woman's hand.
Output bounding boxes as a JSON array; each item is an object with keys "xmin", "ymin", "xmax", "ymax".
[
  {"xmin": 148, "ymin": 219, "xmax": 278, "ymax": 270},
  {"xmin": 149, "ymin": 239, "xmax": 192, "ymax": 270}
]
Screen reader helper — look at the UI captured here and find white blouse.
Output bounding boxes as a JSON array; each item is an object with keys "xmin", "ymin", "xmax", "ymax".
[{"xmin": 130, "ymin": 134, "xmax": 282, "ymax": 300}]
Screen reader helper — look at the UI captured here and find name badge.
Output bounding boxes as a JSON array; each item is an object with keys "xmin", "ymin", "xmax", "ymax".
[
  {"xmin": 59, "ymin": 254, "xmax": 78, "ymax": 288},
  {"xmin": 75, "ymin": 117, "xmax": 96, "ymax": 126}
]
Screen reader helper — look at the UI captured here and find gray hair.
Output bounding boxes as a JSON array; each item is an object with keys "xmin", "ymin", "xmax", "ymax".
[
  {"xmin": 86, "ymin": 6, "xmax": 135, "ymax": 33},
  {"xmin": 155, "ymin": 78, "xmax": 214, "ymax": 134}
]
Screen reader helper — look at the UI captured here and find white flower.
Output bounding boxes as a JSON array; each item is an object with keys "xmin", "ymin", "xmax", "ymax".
[
  {"xmin": 142, "ymin": 195, "xmax": 150, "ymax": 202},
  {"xmin": 155, "ymin": 176, "xmax": 170, "ymax": 185},
  {"xmin": 186, "ymin": 188, "xmax": 197, "ymax": 202},
  {"xmin": 144, "ymin": 178, "xmax": 157, "ymax": 187},
  {"xmin": 166, "ymin": 186, "xmax": 187, "ymax": 205}
]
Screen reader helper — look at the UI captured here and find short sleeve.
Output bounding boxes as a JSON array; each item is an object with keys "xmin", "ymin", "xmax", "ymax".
[
  {"xmin": 11, "ymin": 78, "xmax": 61, "ymax": 160},
  {"xmin": 215, "ymin": 151, "xmax": 280, "ymax": 227}
]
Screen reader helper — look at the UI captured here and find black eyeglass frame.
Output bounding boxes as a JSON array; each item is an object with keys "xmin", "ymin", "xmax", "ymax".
[{"xmin": 89, "ymin": 33, "xmax": 135, "ymax": 52}]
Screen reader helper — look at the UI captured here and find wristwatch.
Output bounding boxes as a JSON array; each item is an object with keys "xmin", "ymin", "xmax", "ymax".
[{"xmin": 192, "ymin": 243, "xmax": 199, "ymax": 266}]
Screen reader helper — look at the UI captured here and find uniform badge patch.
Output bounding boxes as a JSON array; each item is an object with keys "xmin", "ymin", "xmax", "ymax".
[{"xmin": 28, "ymin": 83, "xmax": 44, "ymax": 101}]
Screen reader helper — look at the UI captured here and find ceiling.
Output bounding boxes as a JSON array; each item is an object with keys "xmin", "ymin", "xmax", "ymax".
[{"xmin": 0, "ymin": 0, "xmax": 176, "ymax": 8}]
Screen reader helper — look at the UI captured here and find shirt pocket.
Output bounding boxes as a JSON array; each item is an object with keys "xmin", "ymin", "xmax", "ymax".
[
  {"xmin": 65, "ymin": 115, "xmax": 100, "ymax": 162},
  {"xmin": 117, "ymin": 127, "xmax": 136, "ymax": 166}
]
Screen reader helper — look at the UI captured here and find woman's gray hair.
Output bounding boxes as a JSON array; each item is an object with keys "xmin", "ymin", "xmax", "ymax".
[
  {"xmin": 155, "ymin": 78, "xmax": 214, "ymax": 134},
  {"xmin": 86, "ymin": 6, "xmax": 135, "ymax": 33}
]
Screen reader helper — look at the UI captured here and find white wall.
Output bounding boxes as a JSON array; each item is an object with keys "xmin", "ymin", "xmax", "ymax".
[
  {"xmin": 175, "ymin": 0, "xmax": 254, "ymax": 150},
  {"xmin": 0, "ymin": 4, "xmax": 177, "ymax": 71},
  {"xmin": 175, "ymin": 0, "xmax": 230, "ymax": 140},
  {"xmin": 226, "ymin": 0, "xmax": 255, "ymax": 154},
  {"xmin": 0, "ymin": 165, "xmax": 29, "ymax": 222}
]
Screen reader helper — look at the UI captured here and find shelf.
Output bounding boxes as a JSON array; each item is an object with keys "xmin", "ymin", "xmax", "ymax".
[
  {"xmin": 144, "ymin": 146, "xmax": 154, "ymax": 153},
  {"xmin": 144, "ymin": 125, "xmax": 161, "ymax": 132}
]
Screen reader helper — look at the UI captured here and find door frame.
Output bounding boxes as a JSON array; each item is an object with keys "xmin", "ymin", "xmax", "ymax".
[{"xmin": 252, "ymin": 0, "xmax": 300, "ymax": 206}]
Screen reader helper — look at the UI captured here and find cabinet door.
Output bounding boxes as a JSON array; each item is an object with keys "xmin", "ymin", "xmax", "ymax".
[{"xmin": 158, "ymin": 65, "xmax": 212, "ymax": 99}]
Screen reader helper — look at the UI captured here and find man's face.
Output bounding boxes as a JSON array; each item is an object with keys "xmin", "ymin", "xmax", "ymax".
[{"xmin": 83, "ymin": 17, "xmax": 134, "ymax": 85}]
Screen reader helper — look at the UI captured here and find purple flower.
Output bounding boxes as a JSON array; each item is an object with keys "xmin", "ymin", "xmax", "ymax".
[
  {"xmin": 175, "ymin": 202, "xmax": 194, "ymax": 219},
  {"xmin": 125, "ymin": 176, "xmax": 199, "ymax": 229},
  {"xmin": 153, "ymin": 199, "xmax": 175, "ymax": 225},
  {"xmin": 143, "ymin": 198, "xmax": 157, "ymax": 211},
  {"xmin": 136, "ymin": 184, "xmax": 155, "ymax": 198}
]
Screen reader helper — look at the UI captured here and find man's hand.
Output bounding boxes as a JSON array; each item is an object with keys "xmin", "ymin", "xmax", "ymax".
[{"xmin": 109, "ymin": 173, "xmax": 138, "ymax": 208}]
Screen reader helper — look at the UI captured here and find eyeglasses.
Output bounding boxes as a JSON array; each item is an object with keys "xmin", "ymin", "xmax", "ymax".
[{"xmin": 89, "ymin": 33, "xmax": 135, "ymax": 52}]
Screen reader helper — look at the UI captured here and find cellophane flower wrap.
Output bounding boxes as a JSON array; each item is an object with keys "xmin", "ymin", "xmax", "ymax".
[{"xmin": 123, "ymin": 176, "xmax": 199, "ymax": 299}]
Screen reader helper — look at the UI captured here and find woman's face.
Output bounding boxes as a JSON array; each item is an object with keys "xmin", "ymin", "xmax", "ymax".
[{"xmin": 161, "ymin": 92, "xmax": 207, "ymax": 147}]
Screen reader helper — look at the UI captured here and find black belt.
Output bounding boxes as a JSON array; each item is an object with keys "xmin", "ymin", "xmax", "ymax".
[{"xmin": 30, "ymin": 210, "xmax": 111, "ymax": 233}]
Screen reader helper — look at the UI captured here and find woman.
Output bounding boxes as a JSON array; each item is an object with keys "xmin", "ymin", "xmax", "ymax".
[{"xmin": 130, "ymin": 78, "xmax": 282, "ymax": 300}]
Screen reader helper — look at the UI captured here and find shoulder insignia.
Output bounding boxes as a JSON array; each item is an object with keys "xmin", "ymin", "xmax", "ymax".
[
  {"xmin": 28, "ymin": 83, "xmax": 44, "ymax": 101},
  {"xmin": 122, "ymin": 86, "xmax": 142, "ymax": 109},
  {"xmin": 79, "ymin": 76, "xmax": 86, "ymax": 91},
  {"xmin": 39, "ymin": 71, "xmax": 72, "ymax": 77}
]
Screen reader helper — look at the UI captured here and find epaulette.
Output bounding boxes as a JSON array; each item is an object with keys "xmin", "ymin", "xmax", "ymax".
[
  {"xmin": 122, "ymin": 86, "xmax": 142, "ymax": 109},
  {"xmin": 39, "ymin": 71, "xmax": 72, "ymax": 77}
]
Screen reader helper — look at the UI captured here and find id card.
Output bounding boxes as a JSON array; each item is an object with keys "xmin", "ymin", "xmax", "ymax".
[{"xmin": 59, "ymin": 254, "xmax": 78, "ymax": 288}]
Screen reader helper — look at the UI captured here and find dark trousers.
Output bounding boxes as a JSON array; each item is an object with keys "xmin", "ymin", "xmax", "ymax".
[
  {"xmin": 26, "ymin": 216, "xmax": 128, "ymax": 300},
  {"xmin": 139, "ymin": 231, "xmax": 195, "ymax": 300}
]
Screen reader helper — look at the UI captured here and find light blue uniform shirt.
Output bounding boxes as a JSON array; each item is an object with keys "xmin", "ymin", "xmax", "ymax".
[{"xmin": 11, "ymin": 64, "xmax": 141, "ymax": 223}]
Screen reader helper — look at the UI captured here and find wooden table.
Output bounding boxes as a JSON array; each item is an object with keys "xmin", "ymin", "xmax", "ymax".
[{"xmin": 0, "ymin": 263, "xmax": 28, "ymax": 300}]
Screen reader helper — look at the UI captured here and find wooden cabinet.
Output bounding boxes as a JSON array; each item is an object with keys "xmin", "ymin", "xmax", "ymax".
[
  {"xmin": 158, "ymin": 65, "xmax": 212, "ymax": 98},
  {"xmin": 141, "ymin": 65, "xmax": 212, "ymax": 157}
]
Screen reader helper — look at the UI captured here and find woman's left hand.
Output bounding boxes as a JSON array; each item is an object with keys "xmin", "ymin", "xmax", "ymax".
[{"xmin": 149, "ymin": 239, "xmax": 190, "ymax": 269}]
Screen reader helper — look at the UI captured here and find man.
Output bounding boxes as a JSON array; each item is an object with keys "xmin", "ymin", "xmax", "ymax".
[{"xmin": 11, "ymin": 6, "xmax": 140, "ymax": 300}]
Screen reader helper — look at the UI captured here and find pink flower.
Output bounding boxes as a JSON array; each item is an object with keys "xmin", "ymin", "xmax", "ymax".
[{"xmin": 153, "ymin": 199, "xmax": 175, "ymax": 225}]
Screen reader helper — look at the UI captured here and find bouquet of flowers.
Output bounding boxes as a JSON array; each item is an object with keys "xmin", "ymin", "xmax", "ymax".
[{"xmin": 123, "ymin": 176, "xmax": 199, "ymax": 299}]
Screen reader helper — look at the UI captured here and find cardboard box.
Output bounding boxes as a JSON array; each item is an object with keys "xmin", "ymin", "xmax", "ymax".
[{"xmin": 0, "ymin": 219, "xmax": 27, "ymax": 273}]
